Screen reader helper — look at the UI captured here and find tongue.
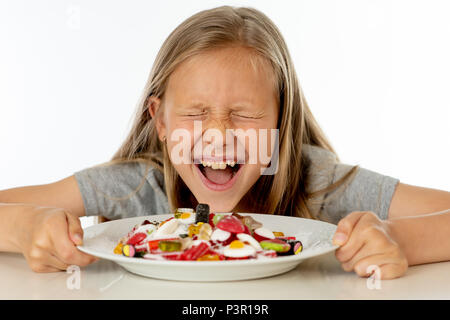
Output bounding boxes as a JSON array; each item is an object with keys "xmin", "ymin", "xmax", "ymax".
[{"xmin": 203, "ymin": 166, "xmax": 234, "ymax": 185}]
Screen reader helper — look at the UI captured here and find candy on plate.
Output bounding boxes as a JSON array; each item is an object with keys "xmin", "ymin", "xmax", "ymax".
[{"xmin": 114, "ymin": 204, "xmax": 304, "ymax": 261}]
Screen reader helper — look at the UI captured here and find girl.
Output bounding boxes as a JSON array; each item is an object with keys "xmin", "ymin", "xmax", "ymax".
[{"xmin": 0, "ymin": 6, "xmax": 449, "ymax": 279}]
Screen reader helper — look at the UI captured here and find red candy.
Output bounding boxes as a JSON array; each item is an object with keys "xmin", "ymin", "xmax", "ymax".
[
  {"xmin": 127, "ymin": 232, "xmax": 147, "ymax": 245},
  {"xmin": 216, "ymin": 216, "xmax": 245, "ymax": 234},
  {"xmin": 147, "ymin": 237, "xmax": 179, "ymax": 252},
  {"xmin": 181, "ymin": 242, "xmax": 210, "ymax": 261},
  {"xmin": 208, "ymin": 213, "xmax": 215, "ymax": 226}
]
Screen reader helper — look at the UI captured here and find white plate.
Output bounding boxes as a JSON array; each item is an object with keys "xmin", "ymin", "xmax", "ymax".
[{"xmin": 78, "ymin": 214, "xmax": 338, "ymax": 282}]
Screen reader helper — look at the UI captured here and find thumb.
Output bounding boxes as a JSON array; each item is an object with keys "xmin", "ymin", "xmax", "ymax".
[
  {"xmin": 333, "ymin": 211, "xmax": 365, "ymax": 246},
  {"xmin": 66, "ymin": 212, "xmax": 84, "ymax": 246}
]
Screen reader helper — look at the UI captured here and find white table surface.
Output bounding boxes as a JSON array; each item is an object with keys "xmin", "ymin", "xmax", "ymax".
[{"xmin": 1, "ymin": 250, "xmax": 449, "ymax": 300}]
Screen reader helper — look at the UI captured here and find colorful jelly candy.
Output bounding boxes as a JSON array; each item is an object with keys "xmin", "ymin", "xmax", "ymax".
[
  {"xmin": 223, "ymin": 240, "xmax": 256, "ymax": 258},
  {"xmin": 252, "ymin": 227, "xmax": 276, "ymax": 242},
  {"xmin": 236, "ymin": 233, "xmax": 262, "ymax": 250},
  {"xmin": 188, "ymin": 222, "xmax": 204, "ymax": 237},
  {"xmin": 197, "ymin": 254, "xmax": 220, "ymax": 261},
  {"xmin": 234, "ymin": 213, "xmax": 263, "ymax": 232},
  {"xmin": 122, "ymin": 244, "xmax": 136, "ymax": 257},
  {"xmin": 180, "ymin": 242, "xmax": 210, "ymax": 261},
  {"xmin": 126, "ymin": 232, "xmax": 147, "ymax": 245},
  {"xmin": 216, "ymin": 215, "xmax": 245, "ymax": 233},
  {"xmin": 154, "ymin": 218, "xmax": 179, "ymax": 237},
  {"xmin": 113, "ymin": 242, "xmax": 123, "ymax": 254},
  {"xmin": 212, "ymin": 213, "xmax": 225, "ymax": 226},
  {"xmin": 210, "ymin": 228, "xmax": 232, "ymax": 242},
  {"xmin": 147, "ymin": 237, "xmax": 179, "ymax": 251},
  {"xmin": 180, "ymin": 237, "xmax": 193, "ymax": 250},
  {"xmin": 259, "ymin": 239, "xmax": 291, "ymax": 253},
  {"xmin": 195, "ymin": 203, "xmax": 210, "ymax": 223},
  {"xmin": 174, "ymin": 208, "xmax": 194, "ymax": 219},
  {"xmin": 158, "ymin": 240, "xmax": 182, "ymax": 252},
  {"xmin": 198, "ymin": 223, "xmax": 213, "ymax": 240}
]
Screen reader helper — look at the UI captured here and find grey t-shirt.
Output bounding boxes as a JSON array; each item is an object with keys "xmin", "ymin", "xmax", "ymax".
[{"xmin": 74, "ymin": 144, "xmax": 399, "ymax": 224}]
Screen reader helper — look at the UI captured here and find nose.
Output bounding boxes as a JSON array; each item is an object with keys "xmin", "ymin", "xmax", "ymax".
[{"xmin": 201, "ymin": 115, "xmax": 235, "ymax": 157}]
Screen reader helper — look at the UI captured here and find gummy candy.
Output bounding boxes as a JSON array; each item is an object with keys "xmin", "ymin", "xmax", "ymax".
[
  {"xmin": 211, "ymin": 228, "xmax": 232, "ymax": 242},
  {"xmin": 126, "ymin": 232, "xmax": 147, "ymax": 245},
  {"xmin": 272, "ymin": 231, "xmax": 284, "ymax": 237},
  {"xmin": 216, "ymin": 215, "xmax": 245, "ymax": 233},
  {"xmin": 208, "ymin": 213, "xmax": 215, "ymax": 226},
  {"xmin": 116, "ymin": 209, "xmax": 303, "ymax": 262},
  {"xmin": 113, "ymin": 243, "xmax": 123, "ymax": 254},
  {"xmin": 180, "ymin": 242, "xmax": 210, "ymax": 261},
  {"xmin": 188, "ymin": 222, "xmax": 204, "ymax": 237},
  {"xmin": 236, "ymin": 233, "xmax": 262, "ymax": 250},
  {"xmin": 154, "ymin": 218, "xmax": 179, "ymax": 237},
  {"xmin": 197, "ymin": 254, "xmax": 220, "ymax": 261},
  {"xmin": 212, "ymin": 213, "xmax": 225, "ymax": 226},
  {"xmin": 122, "ymin": 244, "xmax": 136, "ymax": 257},
  {"xmin": 174, "ymin": 208, "xmax": 194, "ymax": 219},
  {"xmin": 234, "ymin": 213, "xmax": 262, "ymax": 232},
  {"xmin": 147, "ymin": 237, "xmax": 179, "ymax": 251},
  {"xmin": 198, "ymin": 223, "xmax": 213, "ymax": 240},
  {"xmin": 253, "ymin": 227, "xmax": 276, "ymax": 242},
  {"xmin": 195, "ymin": 203, "xmax": 210, "ymax": 223},
  {"xmin": 259, "ymin": 239, "xmax": 291, "ymax": 253},
  {"xmin": 158, "ymin": 240, "xmax": 182, "ymax": 252}
]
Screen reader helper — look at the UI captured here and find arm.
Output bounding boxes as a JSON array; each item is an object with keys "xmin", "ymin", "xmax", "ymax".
[
  {"xmin": 333, "ymin": 182, "xmax": 450, "ymax": 279},
  {"xmin": 0, "ymin": 176, "xmax": 96, "ymax": 272},
  {"xmin": 0, "ymin": 175, "xmax": 86, "ymax": 217},
  {"xmin": 387, "ymin": 183, "xmax": 450, "ymax": 265}
]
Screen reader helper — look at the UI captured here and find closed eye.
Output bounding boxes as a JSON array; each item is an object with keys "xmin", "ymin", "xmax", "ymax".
[{"xmin": 231, "ymin": 113, "xmax": 262, "ymax": 120}]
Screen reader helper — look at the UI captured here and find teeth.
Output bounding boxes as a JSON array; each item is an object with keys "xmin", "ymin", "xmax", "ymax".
[{"xmin": 200, "ymin": 160, "xmax": 235, "ymax": 170}]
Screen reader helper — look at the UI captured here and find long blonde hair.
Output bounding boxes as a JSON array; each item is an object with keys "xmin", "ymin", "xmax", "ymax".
[{"xmin": 112, "ymin": 5, "xmax": 358, "ymax": 218}]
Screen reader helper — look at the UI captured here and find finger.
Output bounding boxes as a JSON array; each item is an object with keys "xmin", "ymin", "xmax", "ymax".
[
  {"xmin": 332, "ymin": 211, "xmax": 366, "ymax": 246},
  {"xmin": 46, "ymin": 252, "xmax": 71, "ymax": 271},
  {"xmin": 65, "ymin": 212, "xmax": 84, "ymax": 246},
  {"xmin": 340, "ymin": 229, "xmax": 391, "ymax": 270},
  {"xmin": 335, "ymin": 214, "xmax": 373, "ymax": 262},
  {"xmin": 352, "ymin": 254, "xmax": 407, "ymax": 279},
  {"xmin": 50, "ymin": 217, "xmax": 98, "ymax": 267}
]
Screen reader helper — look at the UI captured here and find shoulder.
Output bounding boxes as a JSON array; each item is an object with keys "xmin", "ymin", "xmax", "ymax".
[
  {"xmin": 74, "ymin": 160, "xmax": 165, "ymax": 195},
  {"xmin": 302, "ymin": 144, "xmax": 344, "ymax": 193}
]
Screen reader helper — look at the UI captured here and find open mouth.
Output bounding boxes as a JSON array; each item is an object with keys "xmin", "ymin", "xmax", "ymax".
[{"xmin": 194, "ymin": 160, "xmax": 243, "ymax": 191}]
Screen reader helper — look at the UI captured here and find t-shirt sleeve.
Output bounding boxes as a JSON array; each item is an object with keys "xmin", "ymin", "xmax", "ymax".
[
  {"xmin": 74, "ymin": 161, "xmax": 170, "ymax": 220},
  {"xmin": 303, "ymin": 145, "xmax": 399, "ymax": 224}
]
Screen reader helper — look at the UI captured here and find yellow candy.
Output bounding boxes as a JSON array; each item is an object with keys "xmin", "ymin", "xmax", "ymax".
[
  {"xmin": 180, "ymin": 212, "xmax": 191, "ymax": 219},
  {"xmin": 113, "ymin": 243, "xmax": 123, "ymax": 255},
  {"xmin": 197, "ymin": 254, "xmax": 220, "ymax": 261},
  {"xmin": 198, "ymin": 223, "xmax": 212, "ymax": 240},
  {"xmin": 188, "ymin": 222, "xmax": 205, "ymax": 237},
  {"xmin": 273, "ymin": 231, "xmax": 285, "ymax": 237},
  {"xmin": 229, "ymin": 240, "xmax": 245, "ymax": 249}
]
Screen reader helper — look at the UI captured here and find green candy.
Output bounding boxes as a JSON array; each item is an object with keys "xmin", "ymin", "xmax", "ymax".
[
  {"xmin": 158, "ymin": 240, "xmax": 182, "ymax": 252},
  {"xmin": 260, "ymin": 239, "xmax": 291, "ymax": 253},
  {"xmin": 212, "ymin": 214, "xmax": 225, "ymax": 226}
]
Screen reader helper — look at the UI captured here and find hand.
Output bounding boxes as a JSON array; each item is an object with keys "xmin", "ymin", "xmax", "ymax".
[
  {"xmin": 18, "ymin": 205, "xmax": 98, "ymax": 273},
  {"xmin": 333, "ymin": 211, "xmax": 408, "ymax": 279}
]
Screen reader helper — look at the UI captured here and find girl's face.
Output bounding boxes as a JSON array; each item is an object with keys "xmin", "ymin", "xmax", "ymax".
[{"xmin": 150, "ymin": 47, "xmax": 278, "ymax": 212}]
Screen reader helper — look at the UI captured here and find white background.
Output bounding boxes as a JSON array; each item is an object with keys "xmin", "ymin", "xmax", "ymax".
[{"xmin": 1, "ymin": 0, "xmax": 449, "ymax": 192}]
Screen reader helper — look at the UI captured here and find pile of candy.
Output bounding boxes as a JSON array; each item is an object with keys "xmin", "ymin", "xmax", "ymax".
[{"xmin": 113, "ymin": 204, "xmax": 303, "ymax": 261}]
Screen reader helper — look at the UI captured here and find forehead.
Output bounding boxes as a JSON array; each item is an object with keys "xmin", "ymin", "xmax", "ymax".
[{"xmin": 164, "ymin": 46, "xmax": 278, "ymax": 108}]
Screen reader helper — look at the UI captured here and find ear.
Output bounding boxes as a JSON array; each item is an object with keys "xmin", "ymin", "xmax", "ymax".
[{"xmin": 147, "ymin": 96, "xmax": 166, "ymax": 142}]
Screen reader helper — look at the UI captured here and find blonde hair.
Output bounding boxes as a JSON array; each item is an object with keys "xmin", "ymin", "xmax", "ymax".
[{"xmin": 112, "ymin": 5, "xmax": 358, "ymax": 218}]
